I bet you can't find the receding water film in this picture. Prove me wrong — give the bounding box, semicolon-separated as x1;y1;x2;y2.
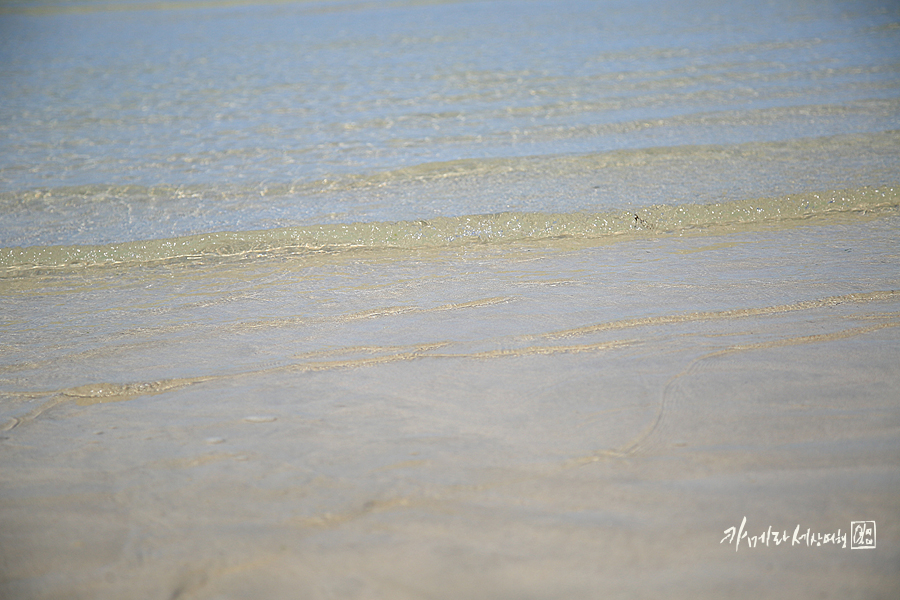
1;1;899;598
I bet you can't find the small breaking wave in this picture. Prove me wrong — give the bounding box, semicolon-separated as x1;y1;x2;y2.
1;185;896;275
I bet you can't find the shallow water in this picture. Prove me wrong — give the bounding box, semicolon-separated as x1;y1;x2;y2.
2;0;899;247
1;0;899;598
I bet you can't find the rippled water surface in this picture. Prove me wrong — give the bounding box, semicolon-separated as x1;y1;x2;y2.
1;0;899;248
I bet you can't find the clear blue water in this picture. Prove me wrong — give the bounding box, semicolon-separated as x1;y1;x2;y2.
1;0;899;249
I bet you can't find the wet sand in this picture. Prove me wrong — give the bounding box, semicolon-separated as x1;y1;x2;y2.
2;220;899;599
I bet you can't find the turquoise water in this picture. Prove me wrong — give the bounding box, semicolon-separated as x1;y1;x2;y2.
1;1;900;598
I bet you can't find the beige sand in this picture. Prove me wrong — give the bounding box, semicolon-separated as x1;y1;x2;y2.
2;290;898;599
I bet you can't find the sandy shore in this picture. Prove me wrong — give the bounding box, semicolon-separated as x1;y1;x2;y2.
2;219;899;599
2;300;899;599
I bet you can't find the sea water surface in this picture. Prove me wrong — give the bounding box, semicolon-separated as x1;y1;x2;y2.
2;0;900;251
1;0;900;598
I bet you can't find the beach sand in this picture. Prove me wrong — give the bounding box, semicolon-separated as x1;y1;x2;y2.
2;217;898;599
